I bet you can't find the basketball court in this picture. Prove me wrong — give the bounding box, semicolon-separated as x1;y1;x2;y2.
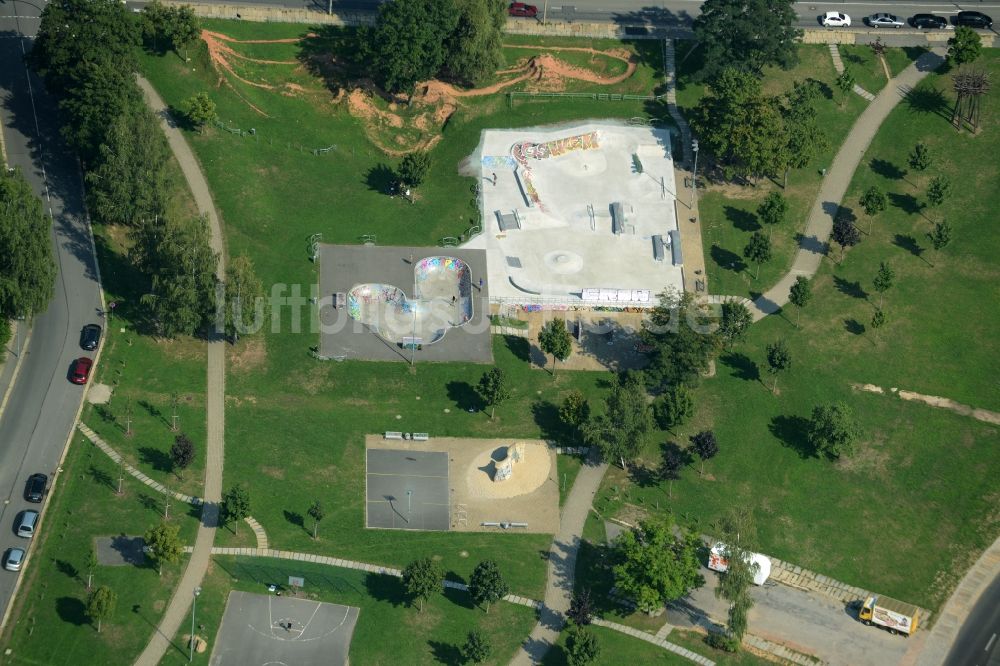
365;449;450;531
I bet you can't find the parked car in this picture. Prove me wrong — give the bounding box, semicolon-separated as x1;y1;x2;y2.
16;511;39;538
3;548;25;572
867;13;904;28
25;473;47;503
911;14;949;30
80;323;102;351
69;357;93;385
508;2;537;17
822;11;851;27
955;11;992;29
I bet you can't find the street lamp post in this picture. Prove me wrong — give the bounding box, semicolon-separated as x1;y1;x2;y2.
189;586;202;662
690;139;699;210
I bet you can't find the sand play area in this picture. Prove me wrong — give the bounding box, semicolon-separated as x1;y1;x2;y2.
365;435;559;534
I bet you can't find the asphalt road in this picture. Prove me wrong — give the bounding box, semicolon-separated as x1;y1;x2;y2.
0;0;104;629
944;572;1000;665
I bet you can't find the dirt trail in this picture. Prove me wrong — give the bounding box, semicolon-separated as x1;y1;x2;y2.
853;383;1000;425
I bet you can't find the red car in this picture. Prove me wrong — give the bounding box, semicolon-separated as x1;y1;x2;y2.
69;357;93;384
509;2;538;18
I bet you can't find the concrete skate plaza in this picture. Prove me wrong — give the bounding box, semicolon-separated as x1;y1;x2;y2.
466;122;684;305
318;245;492;363
211;591;359;666
366;436;559;534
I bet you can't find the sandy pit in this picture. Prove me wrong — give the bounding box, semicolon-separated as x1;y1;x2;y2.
464;441;552;499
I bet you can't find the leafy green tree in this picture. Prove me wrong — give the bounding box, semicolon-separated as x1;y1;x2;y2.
653;384;694;432
693;0;800;81
583;373;653;470
807;402;861;458
691;430;719;475
787;276;812;326
719;300;752;350
170;434;195;474
566;627;601;666
182;92;217;130
743;232;772;279
224;255;267;343
477;367;511;420
401;557;444;611
659;442;689;498
859;185;887;234
948;27;982;66
538;318;573;375
221;484;251;535
909;142;932;171
765;339;791;393
397;151;432;187
0;169;57;320
462;629;492;663
927;175;951;210
468;559;508;613
612;516;705;613
308;500;325;538
144;522;183;575
169;5;201;60
872;262;895;308
831;216;861;261
870;307;886;343
568;588;595;626
140;1;199;58
714;508;758;643
835;68;855;102
59;58;143;161
559;391;591;439
928;220;953;253
780;81;828;186
85;549;99;590
362;0;458;93
643;290;718;391
757;192;787;237
446;0;506;85
86;585;117;633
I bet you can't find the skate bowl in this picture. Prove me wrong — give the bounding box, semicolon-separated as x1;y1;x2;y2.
347;256;473;346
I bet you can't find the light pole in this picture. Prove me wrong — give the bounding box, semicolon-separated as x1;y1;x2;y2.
690;139;699;210
406;490;412;516
189;586;202;662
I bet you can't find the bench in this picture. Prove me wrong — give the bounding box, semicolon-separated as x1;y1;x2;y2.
611;201;625;234
384;431;403;440
669;229;683;266
652;234;665;262
411;433;429;441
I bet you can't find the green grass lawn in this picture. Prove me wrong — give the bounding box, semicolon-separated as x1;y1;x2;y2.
159;556;537;666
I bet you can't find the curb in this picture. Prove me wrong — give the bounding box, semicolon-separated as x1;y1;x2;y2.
0;321;33;425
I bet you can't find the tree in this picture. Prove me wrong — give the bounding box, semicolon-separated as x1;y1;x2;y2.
462;629;492;664
692;0;801;81
224;255;267;343
948;27;982;67
787;276;812;326
170;434;195;474
653;384;694;432
719;300;752;350
566;627;601;666
477;367;510;420
0;169;57;320
397;151;432;188
140;0;200;58
182;92;216;130
690;430;719;475
221;484;251;535
538;318;573;375
870;307;886;343
168;5;201;60
612;516;704;613
743;232;772;279
659;442;688;499
85;549;99;590
714;508;758;642
872;262;895;308
58;57;144;161
468;559;509;613
928;220;953;253
836;68;855;103
583;373;653;470
765;340;791;393
144;521;183;576
831;216;861;261
909;142;932;172
559;391;591;439
757;192;787;237
401;557;444;611
86;585;117;633
567;588;595;626
308;500;325;539
807;402;861;458
643;289;719;391
780;81;829;186
446;0;506;86
859;186;887;234
927;175;951;210
361;0;458;94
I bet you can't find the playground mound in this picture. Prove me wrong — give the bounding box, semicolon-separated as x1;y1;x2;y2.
464;441;553;500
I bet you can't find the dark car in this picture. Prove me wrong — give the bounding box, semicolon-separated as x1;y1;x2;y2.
80;324;102;351
24;474;47;503
955;11;993;28
911;14;949;30
69;357;93;385
509;2;537;17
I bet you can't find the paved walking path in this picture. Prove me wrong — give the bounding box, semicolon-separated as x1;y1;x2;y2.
509;456;609;665
827;44;877;101
133;75;228;666
244;516;269;549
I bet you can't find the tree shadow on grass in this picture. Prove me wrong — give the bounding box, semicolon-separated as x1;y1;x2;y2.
768;415;816;459
443;585;476;610
629;464;659;489
283;510;305;529
445;381;481;412
363;572;406;607
428;640;464;665
56;597;88;626
709;244;745;273
531;401;564;444
87;464;114;491
832;276;868;300
365;164;396;195
869;158;905;181
719;352;760;383
893;234;930;264
296;25;364;94
138;447;172;474
55;559;80;581
888;192;922;215
724;205;759;232
904;84;949;120
502;335;531;362
806;77;833;100
844;319;865;335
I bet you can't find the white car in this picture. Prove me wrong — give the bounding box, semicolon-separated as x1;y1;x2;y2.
822;11;851;27
867;12;904;28
3;548;25;572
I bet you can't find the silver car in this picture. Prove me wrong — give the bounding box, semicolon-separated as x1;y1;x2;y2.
3;548;25;572
868;12;904;28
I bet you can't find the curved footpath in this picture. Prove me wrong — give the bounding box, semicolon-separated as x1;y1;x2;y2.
133;75;228;666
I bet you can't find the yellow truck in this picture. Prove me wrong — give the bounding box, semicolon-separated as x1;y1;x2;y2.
859;595;920;636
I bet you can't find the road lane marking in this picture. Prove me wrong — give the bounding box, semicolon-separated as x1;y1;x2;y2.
987;632;997;652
